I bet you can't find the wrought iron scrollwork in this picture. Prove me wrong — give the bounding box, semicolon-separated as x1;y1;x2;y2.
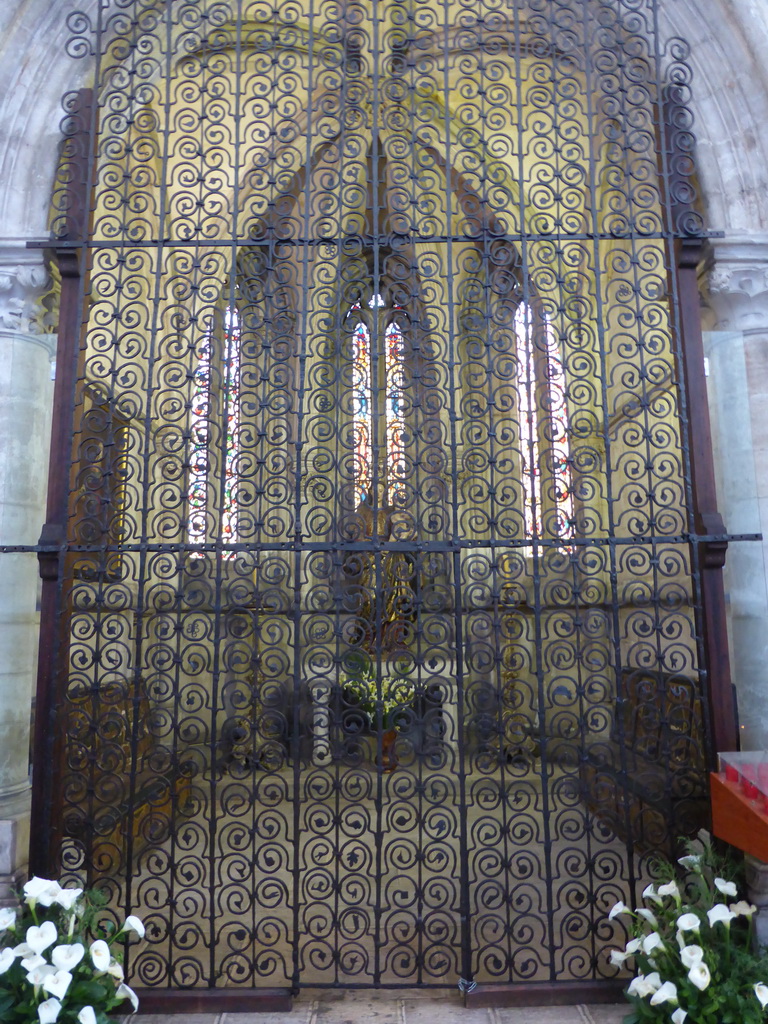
42;0;712;997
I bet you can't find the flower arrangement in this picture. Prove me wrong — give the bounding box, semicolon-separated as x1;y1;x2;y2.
608;843;768;1024
342;669;415;731
0;876;142;1023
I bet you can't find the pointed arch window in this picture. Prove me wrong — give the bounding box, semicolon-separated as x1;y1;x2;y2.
350;292;407;506
515;303;574;540
188;306;241;547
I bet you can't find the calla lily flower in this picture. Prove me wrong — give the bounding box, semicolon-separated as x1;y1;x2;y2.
627;972;662;998
650;980;678;1005
714;877;738;898
123;915;145;939
657;880;681;902
678;854;702;873
0;907;16;931
26;921;57;955
625;938;642;954
37;997;62;1024
671;1009;687;1024
12;942;33;957
20;953;46;972
89;939;110;972
107;960;125;981
707;904;736;928
26;964;56;987
676;913;700;933
77;1009;97;1024
755;983;768;1008
42;970;73;1001
680;944;704;968
116;982;140;1012
732;900;757;917
23;877;58;903
610;948;629;966
53;887;83;912
51;943;85;971
642;883;663;906
642;932;664;955
0;948;15;974
636;908;659;928
688;962;712;991
609;901;631;920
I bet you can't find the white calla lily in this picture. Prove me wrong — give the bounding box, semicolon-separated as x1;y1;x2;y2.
608;901;630;920
12;942;33;957
755;983;768;1009
107;959;125;981
688;962;712;991
650;980;678;1006
627;971;662;998
123;915;145;939
26;964;56;987
42;970;73;1001
53;887;83;912
671;1009;687;1024
657;880;681;902
77;1009;97;1024
20;953;46;972
23;877;56;902
676;913;700;933
678;854;702;873
51;943;85;971
625;937;642;954
37;997;62;1024
89;939;111;972
680;944;704;968
732;900;757;917
636;908;659;928
0;948;15;974
642;931;664;955
707;903;736;928
0;907;16;931
714;877;738;898
116;981;140;1012
642;883;663;906
609;949;629;967
26;921;57;955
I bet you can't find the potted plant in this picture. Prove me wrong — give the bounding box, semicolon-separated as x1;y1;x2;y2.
0;876;142;1023
341;659;415;771
607;842;768;1023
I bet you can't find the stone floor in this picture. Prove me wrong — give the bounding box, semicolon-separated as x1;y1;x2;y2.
121;989;628;1024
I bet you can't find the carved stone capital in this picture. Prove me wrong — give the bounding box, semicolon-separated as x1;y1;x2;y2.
0;243;56;336
704;237;768;333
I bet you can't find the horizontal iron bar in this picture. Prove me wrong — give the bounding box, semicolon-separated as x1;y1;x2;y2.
32;230;705;249
2;532;761;556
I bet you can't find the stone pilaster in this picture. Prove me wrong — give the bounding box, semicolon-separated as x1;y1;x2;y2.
703;238;768;752
0;242;55;901
744;855;768;949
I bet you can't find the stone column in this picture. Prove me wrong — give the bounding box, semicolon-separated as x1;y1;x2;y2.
0;243;55;901
703;238;768;752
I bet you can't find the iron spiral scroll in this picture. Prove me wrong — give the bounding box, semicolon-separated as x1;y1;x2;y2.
34;0;721;1000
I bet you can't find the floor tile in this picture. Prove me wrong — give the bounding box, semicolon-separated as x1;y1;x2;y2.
582;1006;627;1024
313;990;402;1024
493;1007;585;1024
402;996;490;1023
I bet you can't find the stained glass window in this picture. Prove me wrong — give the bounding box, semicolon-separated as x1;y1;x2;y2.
351;295;406;505
515;303;574;539
188;307;240;546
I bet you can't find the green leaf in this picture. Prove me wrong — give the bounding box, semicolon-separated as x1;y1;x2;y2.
70;980;109;1002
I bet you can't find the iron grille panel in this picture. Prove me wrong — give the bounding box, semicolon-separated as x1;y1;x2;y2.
29;0;722;996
